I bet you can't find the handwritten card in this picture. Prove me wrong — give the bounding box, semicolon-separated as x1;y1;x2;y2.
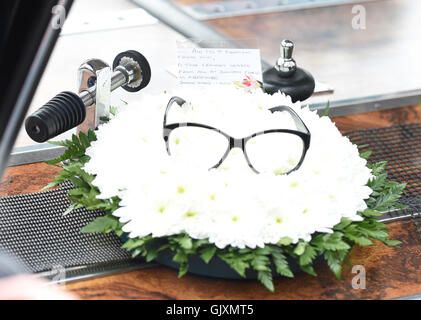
177;47;262;86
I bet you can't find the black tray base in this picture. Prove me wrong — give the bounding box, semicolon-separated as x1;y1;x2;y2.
154;248;324;280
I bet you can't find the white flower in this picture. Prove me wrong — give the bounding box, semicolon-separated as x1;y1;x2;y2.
84;86;372;249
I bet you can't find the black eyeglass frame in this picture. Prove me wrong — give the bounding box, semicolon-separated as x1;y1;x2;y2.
163;96;311;174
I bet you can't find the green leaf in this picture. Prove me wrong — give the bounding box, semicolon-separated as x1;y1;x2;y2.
251;255;271;271
62;202;82;216
300;264;317;276
344;233;373;246
374;183;406;211
293;241;307;256
360;150;372;160
230;259;249;277
277;237;293;246
333;217;353;231
391;202;409;210
143;240;168;262
254;247;272;256
192;239;209;249
146;246;165;262
71;134;81;147
199;247;217;264
383;239;402;246
178;263;188;278
68;187;90;196
271;247;293;278
324;250;348;279
356;219;389;241
177;235;193;250
299;245;317;266
370;161;387;176
321;101;330;117
100;116;110;122
122;238;149;251
81;215;118;233
41;182;58;191
131;247;144;258
360;208;383;217
78;131;90;150
109;106;118;116
357;144;369;149
87;129;97;142
313;233;350;251
218;253;249;278
367;173;388;192
173;249;188;263
145;251;158;262
257;270;274;293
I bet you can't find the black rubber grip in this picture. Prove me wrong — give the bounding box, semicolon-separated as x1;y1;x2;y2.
25;91;86;143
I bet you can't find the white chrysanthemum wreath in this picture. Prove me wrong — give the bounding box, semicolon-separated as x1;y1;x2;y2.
47;85;405;292
86;87;371;247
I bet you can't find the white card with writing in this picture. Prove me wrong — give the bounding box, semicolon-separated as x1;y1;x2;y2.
177;47;262;86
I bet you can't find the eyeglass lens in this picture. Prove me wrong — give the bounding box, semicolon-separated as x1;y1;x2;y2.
168;125;304;174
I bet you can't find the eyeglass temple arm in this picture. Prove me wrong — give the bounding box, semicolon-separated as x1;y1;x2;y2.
164;96;186;128
269;105;310;135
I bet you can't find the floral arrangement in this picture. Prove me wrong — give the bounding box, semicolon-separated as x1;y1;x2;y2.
45;86;405;292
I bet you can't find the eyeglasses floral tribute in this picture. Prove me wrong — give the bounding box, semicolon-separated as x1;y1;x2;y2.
45;84;405;293
163;96;311;175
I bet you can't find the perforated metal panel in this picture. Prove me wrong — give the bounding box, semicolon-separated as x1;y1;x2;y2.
0;181;143;275
346;123;421;240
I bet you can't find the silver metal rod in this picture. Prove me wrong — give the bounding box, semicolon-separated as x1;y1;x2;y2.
111;69;128;91
79;69;129;108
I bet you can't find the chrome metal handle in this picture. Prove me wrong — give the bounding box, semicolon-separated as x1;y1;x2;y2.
275;39;297;77
25;50;151;142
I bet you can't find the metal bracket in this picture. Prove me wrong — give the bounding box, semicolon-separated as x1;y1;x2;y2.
77;59;110;134
95;66;112;126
